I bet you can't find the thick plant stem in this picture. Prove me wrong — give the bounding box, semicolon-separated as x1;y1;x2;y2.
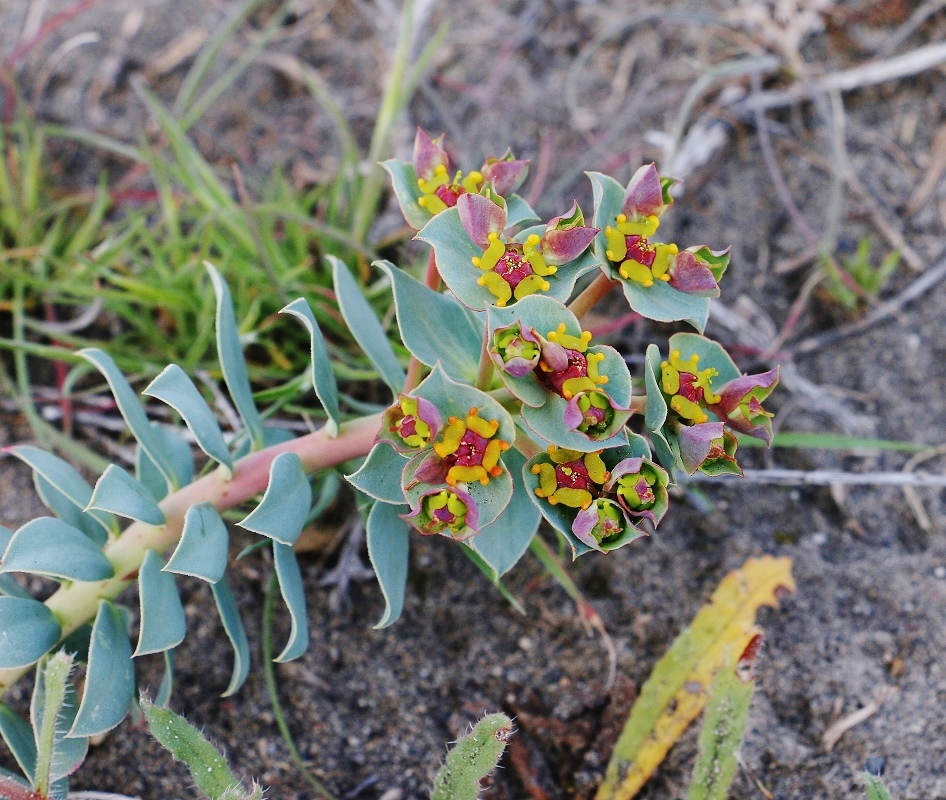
424;248;441;290
568;273;618;319
0;413;382;698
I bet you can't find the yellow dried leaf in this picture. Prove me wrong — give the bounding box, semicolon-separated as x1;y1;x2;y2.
596;555;794;800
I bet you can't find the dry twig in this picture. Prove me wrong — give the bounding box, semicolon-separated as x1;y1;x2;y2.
822;685;897;752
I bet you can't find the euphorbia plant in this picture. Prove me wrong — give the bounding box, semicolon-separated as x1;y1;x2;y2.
0;129;777;793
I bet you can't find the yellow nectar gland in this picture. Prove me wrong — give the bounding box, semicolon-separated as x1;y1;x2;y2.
530;448;610;510
659;349;721;424
471;232;505;270
546;323;592;353
433;408;509;486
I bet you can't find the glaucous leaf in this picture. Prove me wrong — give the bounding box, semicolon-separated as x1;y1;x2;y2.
6;445;114;540
143;364;234;475
87;464;166;526
272;542;308;662
505;194;541;229
281;297;342;437
68;601;135;738
375;260;485;383
33;475;107;547
164;502;229;583
346;442;409;505
79;348;181;491
135;549;186;657
135;423;194;502
0;704;35;784
0;518;114;583
211;577;250;697
331;254;405;396
469;448;540;577
0;527;29;599
206;262;266;451
0;597;61;669
237;452;311;546
381;159;431;231
366;501;411;629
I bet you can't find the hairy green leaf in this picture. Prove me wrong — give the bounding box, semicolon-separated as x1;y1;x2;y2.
431;713;512;800
31;652;87;791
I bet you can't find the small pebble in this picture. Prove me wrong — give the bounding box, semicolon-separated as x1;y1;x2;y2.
518;636;533;651
811;532;828;546
934;565;945;579
864;755;886;776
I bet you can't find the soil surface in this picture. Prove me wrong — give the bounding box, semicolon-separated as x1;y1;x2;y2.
2;1;946;798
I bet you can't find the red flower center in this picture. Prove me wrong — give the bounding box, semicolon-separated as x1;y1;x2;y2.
434;184;464;207
624;235;655;266
493;250;534;291
554;459;595;493
677;372;705;403
448;429;490;469
539;349;588;394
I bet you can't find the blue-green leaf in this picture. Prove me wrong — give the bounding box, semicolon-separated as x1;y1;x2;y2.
34;475;108;547
237;452;311;546
366;501;411;629
211;578;250;697
0;518;114;583
469;448;540;577
644;343;676;472
281;297;342;437
144;365;234;476
346;442;409;505
68;601;135;738
0;703;36;782
381;159;432;231
164;502;229;583
0;527;30;599
136;423;194;502
505;194;541;228
205;262;266;451
7;445;114;541
87;465;166;526
135;550;186;657
272;543;308;663
331;254;405;395
78;348;181;491
375;260;485;383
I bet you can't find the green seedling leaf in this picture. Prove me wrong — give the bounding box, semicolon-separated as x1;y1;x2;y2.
863;773;896;800
0;518;114;583
0;703;37;782
78;348;181;491
205;262;266;451
588;172;710;332
164;503;229;583
331;254;405;395
272;543;308;663
375;260;485;383
237;452;311;546
347;442;409;505
431;712;513;800
211;577;250;697
281;297;342;437
69;601;135;738
144;365;234;475
31;652;87;792
469;448;540;577
6;446;114;541
142;699;249;800
366;501;411;629
0;527;30;599
687;638;759;800
87;465;166;526
136;423;195;502
597;557;794;800
135;550;187;657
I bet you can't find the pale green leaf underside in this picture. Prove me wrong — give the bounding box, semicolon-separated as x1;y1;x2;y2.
164;502;229;583
135;549;187;657
0;597;62;669
346;442;409;505
0;518;114;583
366;501;411;629
273;542;308;662
237;452;311;546
211;577;251;697
87;464;166;526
